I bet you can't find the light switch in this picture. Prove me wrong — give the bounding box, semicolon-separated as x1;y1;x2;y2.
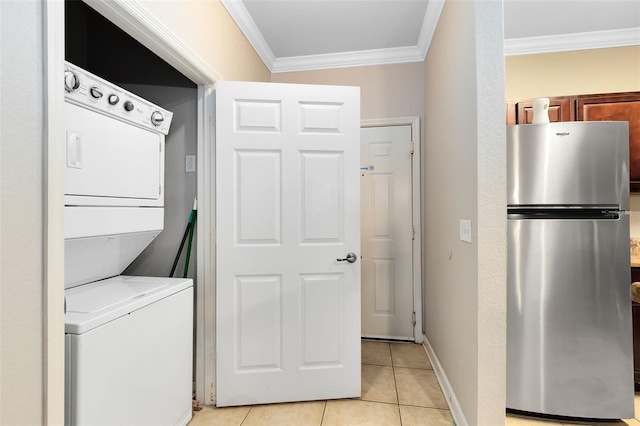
460;220;472;243
186;155;196;173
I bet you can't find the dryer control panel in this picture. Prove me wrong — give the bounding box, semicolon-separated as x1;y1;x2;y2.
64;61;173;135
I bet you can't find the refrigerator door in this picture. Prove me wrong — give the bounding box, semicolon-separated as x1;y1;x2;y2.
507;214;633;419
507;121;629;209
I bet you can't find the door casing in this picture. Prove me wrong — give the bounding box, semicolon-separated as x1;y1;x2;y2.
361;117;423;343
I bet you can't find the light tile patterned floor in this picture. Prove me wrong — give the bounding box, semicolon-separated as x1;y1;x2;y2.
190;341;640;425
189;340;454;425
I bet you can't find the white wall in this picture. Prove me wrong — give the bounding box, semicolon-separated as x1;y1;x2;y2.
0;1;46;423
423;1;506;424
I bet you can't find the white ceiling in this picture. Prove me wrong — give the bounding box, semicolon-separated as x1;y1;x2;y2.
221;0;640;73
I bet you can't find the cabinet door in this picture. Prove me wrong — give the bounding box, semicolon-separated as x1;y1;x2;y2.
515;96;573;124
576;92;640;191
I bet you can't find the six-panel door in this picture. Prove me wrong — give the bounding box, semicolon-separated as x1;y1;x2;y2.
215;81;361;406
360;125;414;340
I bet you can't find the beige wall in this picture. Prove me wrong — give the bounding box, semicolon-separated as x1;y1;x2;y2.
505;46;640;101
275;6;508;423
1;1;46;424
138;0;270;82
271;62;425;120
423;1;506;424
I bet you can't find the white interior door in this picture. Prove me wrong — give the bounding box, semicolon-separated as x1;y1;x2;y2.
360;125;414;340
215;81;361;407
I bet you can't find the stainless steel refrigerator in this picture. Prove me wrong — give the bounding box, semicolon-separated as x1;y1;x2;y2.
507;121;633;419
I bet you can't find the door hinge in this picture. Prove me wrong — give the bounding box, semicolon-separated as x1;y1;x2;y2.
410;142;414;155
412;226;415;240
412;312;417;326
159;185;162;196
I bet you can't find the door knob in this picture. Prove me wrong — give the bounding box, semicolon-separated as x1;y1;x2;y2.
337;253;357;263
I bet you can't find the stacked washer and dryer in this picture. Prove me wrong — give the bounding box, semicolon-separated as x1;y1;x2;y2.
63;62;194;425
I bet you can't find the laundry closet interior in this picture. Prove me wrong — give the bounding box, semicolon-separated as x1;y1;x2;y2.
63;0;200;423
65;0;199;278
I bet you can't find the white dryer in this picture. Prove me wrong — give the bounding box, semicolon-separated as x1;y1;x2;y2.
63;62;193;425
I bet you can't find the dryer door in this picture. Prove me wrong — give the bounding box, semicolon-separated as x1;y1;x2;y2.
64;102;163;206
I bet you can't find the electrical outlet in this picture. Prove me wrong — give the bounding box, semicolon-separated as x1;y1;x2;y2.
460;219;472;243
186;155;196;173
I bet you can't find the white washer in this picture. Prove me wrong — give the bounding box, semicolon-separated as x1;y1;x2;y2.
63;62;193;426
65;276;193;425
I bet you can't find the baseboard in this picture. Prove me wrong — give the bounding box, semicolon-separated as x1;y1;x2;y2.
422;334;468;426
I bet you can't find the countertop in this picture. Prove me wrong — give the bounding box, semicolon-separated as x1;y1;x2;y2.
632;238;640;267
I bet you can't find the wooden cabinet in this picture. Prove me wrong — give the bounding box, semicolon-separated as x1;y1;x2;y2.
508;91;640;191
506;103;516;126
575;92;640;190
514;96;574;124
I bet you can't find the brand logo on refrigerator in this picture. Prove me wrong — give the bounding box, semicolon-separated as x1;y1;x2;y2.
555;132;570;137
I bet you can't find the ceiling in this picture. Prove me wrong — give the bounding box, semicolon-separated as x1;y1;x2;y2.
221;0;640;73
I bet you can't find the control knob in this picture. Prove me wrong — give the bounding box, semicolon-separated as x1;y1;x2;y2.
124;101;134;112
89;86;103;99
108;94;119;105
150;111;164;127
64;70;80;92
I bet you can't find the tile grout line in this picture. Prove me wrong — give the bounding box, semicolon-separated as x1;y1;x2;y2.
195;343;448;426
239;405;252;426
319;400;327;426
389;343;405;426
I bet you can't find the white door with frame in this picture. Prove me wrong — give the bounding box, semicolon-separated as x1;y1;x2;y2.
215;81;361;406
360;125;415;340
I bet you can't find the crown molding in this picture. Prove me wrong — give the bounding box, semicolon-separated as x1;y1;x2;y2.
505;27;640;56
220;0;276;70
224;0;638;71
271;46;424;73
222;0;436;73
417;0;445;58
85;0;222;83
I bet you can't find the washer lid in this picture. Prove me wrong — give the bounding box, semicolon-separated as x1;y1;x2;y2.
65;275;192;334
